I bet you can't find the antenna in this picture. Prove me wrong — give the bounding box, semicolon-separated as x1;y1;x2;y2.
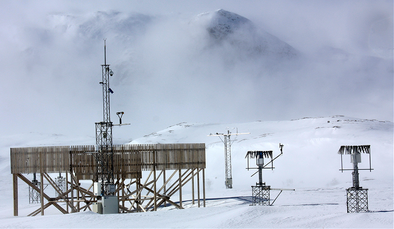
104;39;106;65
95;39;115;198
338;145;373;213
245;144;294;206
208;130;250;189
93;40;129;214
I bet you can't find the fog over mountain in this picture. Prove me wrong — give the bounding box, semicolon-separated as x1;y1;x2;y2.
0;1;392;141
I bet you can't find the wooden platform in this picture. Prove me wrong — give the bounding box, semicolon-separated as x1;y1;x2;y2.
11;143;206;216
11;143;205;179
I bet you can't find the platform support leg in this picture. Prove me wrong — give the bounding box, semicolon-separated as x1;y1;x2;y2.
13;174;18;216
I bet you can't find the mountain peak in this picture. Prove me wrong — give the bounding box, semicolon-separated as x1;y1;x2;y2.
193;9;298;60
196;9;253;40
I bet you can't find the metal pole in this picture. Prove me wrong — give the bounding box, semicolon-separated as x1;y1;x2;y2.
258;165;263;185
352;153;360;189
224;131;232;189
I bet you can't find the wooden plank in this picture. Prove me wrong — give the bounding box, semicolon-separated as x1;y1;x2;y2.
203;168;206;207
40;151;44;216
192;169;195;205
197;168;200;207
13;174;18;216
179;169;182;209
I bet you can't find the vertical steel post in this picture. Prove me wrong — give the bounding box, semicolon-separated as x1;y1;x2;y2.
352;153;360;189
258;166;263;186
224;131;232;189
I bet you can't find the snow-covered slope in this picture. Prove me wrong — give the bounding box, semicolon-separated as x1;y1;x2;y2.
130;115;393;191
0;115;392;227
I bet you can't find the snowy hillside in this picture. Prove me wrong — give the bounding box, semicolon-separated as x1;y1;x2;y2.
0;115;392;228
1;1;393;227
130;115;393;190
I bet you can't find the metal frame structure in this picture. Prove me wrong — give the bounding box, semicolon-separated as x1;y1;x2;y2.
251;185;271;206
209;130;249;189
11;144;206;216
11;41;207;216
54;173;66;196
28;173;40;204
245;144;294;206
346;188;368;213
95;40;115;197
338;145;372;213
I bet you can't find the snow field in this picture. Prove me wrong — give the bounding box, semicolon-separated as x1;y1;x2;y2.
0;116;392;228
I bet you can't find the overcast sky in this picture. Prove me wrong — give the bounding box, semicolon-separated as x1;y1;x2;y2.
0;0;392;142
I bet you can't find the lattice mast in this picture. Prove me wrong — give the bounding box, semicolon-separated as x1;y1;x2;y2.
223;131;232;188
95;40;115;196
209;130;249;189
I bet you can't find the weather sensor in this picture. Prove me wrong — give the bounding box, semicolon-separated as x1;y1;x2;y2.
245;144;294;205
338;145;373;213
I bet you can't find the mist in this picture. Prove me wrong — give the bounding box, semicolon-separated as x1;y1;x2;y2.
0;0;392;142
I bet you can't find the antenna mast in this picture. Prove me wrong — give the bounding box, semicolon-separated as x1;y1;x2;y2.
209;130;250;189
95;39;115;197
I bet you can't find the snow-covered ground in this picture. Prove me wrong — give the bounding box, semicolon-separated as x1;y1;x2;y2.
0;115;392;228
